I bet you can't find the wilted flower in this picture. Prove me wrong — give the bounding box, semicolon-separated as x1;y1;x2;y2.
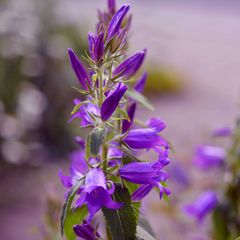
193;145;226;169
107;4;130;41
101;83;127;121
68;48;91;90
73;221;101;240
134;72;147;93
113;50;146;79
75;168;122;221
184;191;218;222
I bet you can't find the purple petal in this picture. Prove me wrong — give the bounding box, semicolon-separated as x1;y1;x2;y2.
113;50;146;79
75;136;85;148
193;145;226;169
101;83;127;121
132;184;153;201
122;103;136;133
59;170;72;188
88;32;96;60
184;191;218;222
212;127;232;137
134;72;147;93
108;0;116;14
73;223;98;240
147;118;166;132
85;168;107;192
94;32;104;62
107;4;130;41
68;48;91;90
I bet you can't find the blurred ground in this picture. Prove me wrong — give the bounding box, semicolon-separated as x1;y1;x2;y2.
0;1;240;239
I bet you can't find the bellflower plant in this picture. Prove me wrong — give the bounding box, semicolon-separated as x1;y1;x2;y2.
59;1;171;239
185;120;240;239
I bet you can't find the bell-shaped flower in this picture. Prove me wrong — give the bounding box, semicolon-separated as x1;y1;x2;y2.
68;48;91;90
59;150;88;189
113;50;146;79
73;221;101;240
101;83;127;121
184;191;218;222
212;127;232;137
107;4;130;41
75;168;122;222
88;32;104;62
122;103;136;133
193;145;226;169
123;128;167;150
134;72;147;93
69;99;100;127
119;151;170;201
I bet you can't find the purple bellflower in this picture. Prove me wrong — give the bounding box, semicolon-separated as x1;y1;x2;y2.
69;99;99;127
68;48;91;90
59;150;88;189
184;191;218;222
123;128;167;150
193;145;226;169
73;221;101;240
88;32;104;62
134;72;147;93
113;50;146;79
212;127;232;137
120;150;170;201
75;168;122;222
107;4;130;41
101;83;127;121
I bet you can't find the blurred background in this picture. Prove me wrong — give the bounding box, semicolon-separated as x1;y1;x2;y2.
0;0;239;239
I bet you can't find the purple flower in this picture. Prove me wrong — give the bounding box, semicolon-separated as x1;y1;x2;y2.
212;127;232;137
113;50;146;79
193;145;226;169
69;99;99;127
75;168;122;221
147;118;166;132
101;83;127;121
88;32;104;62
73;221;100;240
59;150;88;189
122;103;136;133
68;48;91;90
184;191;218;222
108;0;116;14
123;128;167;150
119;152;170;200
134;72;147;93
107;4;130;41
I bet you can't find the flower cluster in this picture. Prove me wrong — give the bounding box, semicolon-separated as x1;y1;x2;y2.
59;1;170;239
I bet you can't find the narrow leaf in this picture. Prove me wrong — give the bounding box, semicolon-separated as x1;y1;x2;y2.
60;179;84;237
127;90;154;111
102;184;137;240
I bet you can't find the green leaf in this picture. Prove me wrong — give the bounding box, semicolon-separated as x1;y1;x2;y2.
60;179;84;237
136;217;156;240
126;90;154;111
86;127;106;157
235;237;240;240
102;184;137;240
64;205;88;240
